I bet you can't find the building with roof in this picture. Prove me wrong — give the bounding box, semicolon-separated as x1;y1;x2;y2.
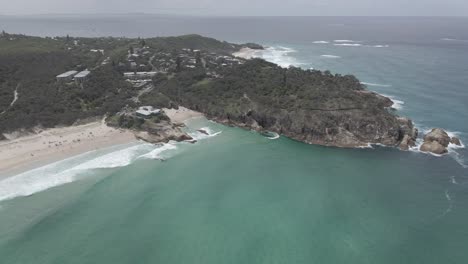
124;72;157;80
136;106;161;118
74;70;91;84
56;70;78;83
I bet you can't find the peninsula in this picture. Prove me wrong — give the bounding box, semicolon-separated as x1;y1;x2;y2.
0;31;461;172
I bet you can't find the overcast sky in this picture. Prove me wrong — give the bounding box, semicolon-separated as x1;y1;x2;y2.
1;0;467;16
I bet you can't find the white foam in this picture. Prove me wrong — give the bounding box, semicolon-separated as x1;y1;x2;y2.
378;93;405;110
0;143;176;202
313;41;329;44
361;82;392;88
267;132;280;140
333;40;358;43
450;176;458;185
334;43;362;47
138;143;178;160
321;54;341;59
251;46;302;68
188;127;222;141
371;45;390;48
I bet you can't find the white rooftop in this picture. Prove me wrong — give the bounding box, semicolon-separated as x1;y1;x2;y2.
136;106;161;116
75;70;90;78
57;70;78;78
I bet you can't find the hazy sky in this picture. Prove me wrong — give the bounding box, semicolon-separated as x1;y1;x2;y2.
1;0;467;16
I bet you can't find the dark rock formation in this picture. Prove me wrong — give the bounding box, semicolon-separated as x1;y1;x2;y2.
135;120;193;144
420;128;460;154
420;141;448;155
397;117;418;150
197;129;209;135
451;137;462;146
154;59;417;148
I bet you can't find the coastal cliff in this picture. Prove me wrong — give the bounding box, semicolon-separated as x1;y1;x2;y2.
151;58;416;148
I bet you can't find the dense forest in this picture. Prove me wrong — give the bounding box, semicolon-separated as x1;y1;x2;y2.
0;33;246;133
1;33;404;147
142;59;402;147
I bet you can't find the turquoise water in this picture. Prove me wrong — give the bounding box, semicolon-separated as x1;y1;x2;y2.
1;16;468;263
1;118;467;263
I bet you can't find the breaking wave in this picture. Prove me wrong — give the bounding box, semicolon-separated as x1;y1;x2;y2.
188;127;222;141
139;143;178;160
313;41;329;44
252;46;302;68
0;143;177;202
379;93;405;110
267;132;280;140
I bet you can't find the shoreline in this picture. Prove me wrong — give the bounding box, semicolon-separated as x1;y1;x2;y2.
0;108;204;180
0;121;137;180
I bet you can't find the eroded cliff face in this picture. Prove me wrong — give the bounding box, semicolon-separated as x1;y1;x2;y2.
208;99;408;148
151;59;416;149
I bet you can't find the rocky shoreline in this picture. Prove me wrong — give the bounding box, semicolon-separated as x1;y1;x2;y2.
201;98;462;156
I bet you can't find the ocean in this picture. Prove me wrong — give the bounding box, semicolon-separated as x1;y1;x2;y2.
1;15;468;263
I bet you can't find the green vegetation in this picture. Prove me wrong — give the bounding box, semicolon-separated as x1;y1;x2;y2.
1;32;398;147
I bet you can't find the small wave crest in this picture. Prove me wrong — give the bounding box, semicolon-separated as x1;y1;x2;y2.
313;41;329;44
334;43;362;47
333;40;358;43
321;54;341;59
361;82;392;88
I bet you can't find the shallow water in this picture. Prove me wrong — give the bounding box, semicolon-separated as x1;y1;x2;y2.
1;16;468;263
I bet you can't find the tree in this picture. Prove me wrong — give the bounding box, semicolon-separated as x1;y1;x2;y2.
66;34;70;42
176;56;182;72
195;51;202;67
129;46;134;54
141;39;146;47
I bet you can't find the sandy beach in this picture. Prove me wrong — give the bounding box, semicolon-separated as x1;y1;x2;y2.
0;109;203;179
163;107;204;124
232;47;258;59
0;121;137;178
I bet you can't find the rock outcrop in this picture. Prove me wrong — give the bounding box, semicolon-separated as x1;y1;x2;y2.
420;128;460;155
451;137;462;146
396;117;418;150
134;120;192;144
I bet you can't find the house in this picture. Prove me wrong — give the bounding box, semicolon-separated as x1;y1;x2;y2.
136;106;161;118
124;72;157;80
56;70;78;83
74;70;91;84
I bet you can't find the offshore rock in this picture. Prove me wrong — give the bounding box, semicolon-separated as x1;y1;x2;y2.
420;128;455;154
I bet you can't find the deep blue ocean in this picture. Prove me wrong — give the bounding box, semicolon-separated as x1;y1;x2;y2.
0;15;468;263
